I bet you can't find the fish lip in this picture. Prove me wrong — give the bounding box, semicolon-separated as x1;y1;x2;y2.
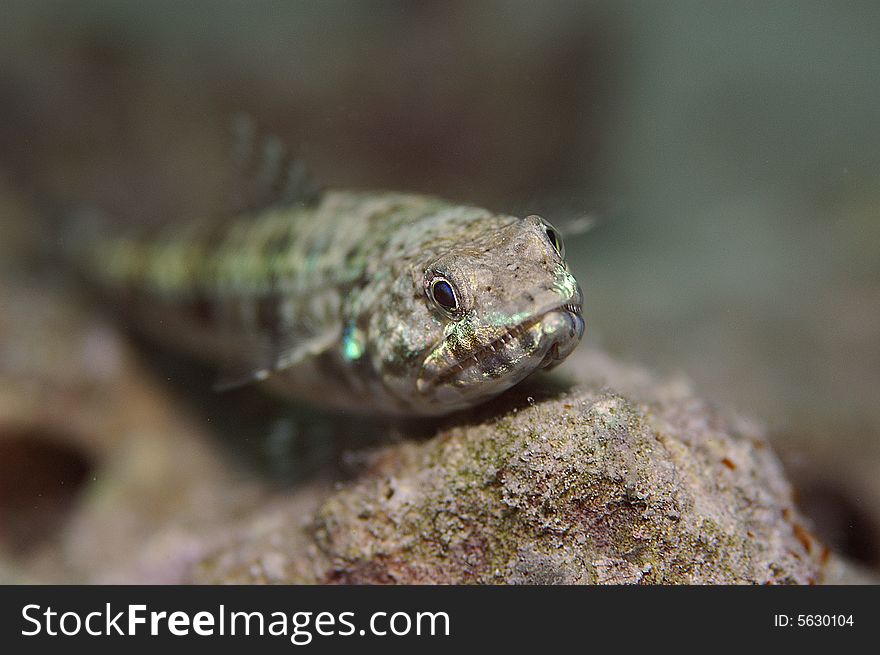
417;301;583;391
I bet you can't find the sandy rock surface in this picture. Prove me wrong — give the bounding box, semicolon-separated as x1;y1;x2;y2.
197;351;826;584
1;276;850;584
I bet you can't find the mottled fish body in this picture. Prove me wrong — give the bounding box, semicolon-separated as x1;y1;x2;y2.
73;188;584;415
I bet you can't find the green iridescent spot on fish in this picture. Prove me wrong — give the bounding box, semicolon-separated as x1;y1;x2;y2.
342;325;365;361
66;132;585;416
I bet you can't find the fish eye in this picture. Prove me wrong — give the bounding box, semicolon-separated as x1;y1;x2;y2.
541;219;565;259
427;276;460;315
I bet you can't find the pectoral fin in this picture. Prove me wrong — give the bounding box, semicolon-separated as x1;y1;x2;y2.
213;326;340;392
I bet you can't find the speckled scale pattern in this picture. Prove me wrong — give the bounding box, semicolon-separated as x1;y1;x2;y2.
75;189;584;415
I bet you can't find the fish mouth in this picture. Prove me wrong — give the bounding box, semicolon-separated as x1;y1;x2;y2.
417;302;584;392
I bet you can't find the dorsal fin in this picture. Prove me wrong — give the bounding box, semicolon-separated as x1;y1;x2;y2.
226;114;322;215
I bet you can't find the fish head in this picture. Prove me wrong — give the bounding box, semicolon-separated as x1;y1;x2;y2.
409;214;584;413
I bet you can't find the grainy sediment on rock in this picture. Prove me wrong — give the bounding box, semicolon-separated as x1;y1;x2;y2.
0;278;841;584
196;351;825;584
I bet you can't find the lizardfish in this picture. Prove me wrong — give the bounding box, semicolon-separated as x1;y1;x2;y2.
69;185;584;415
